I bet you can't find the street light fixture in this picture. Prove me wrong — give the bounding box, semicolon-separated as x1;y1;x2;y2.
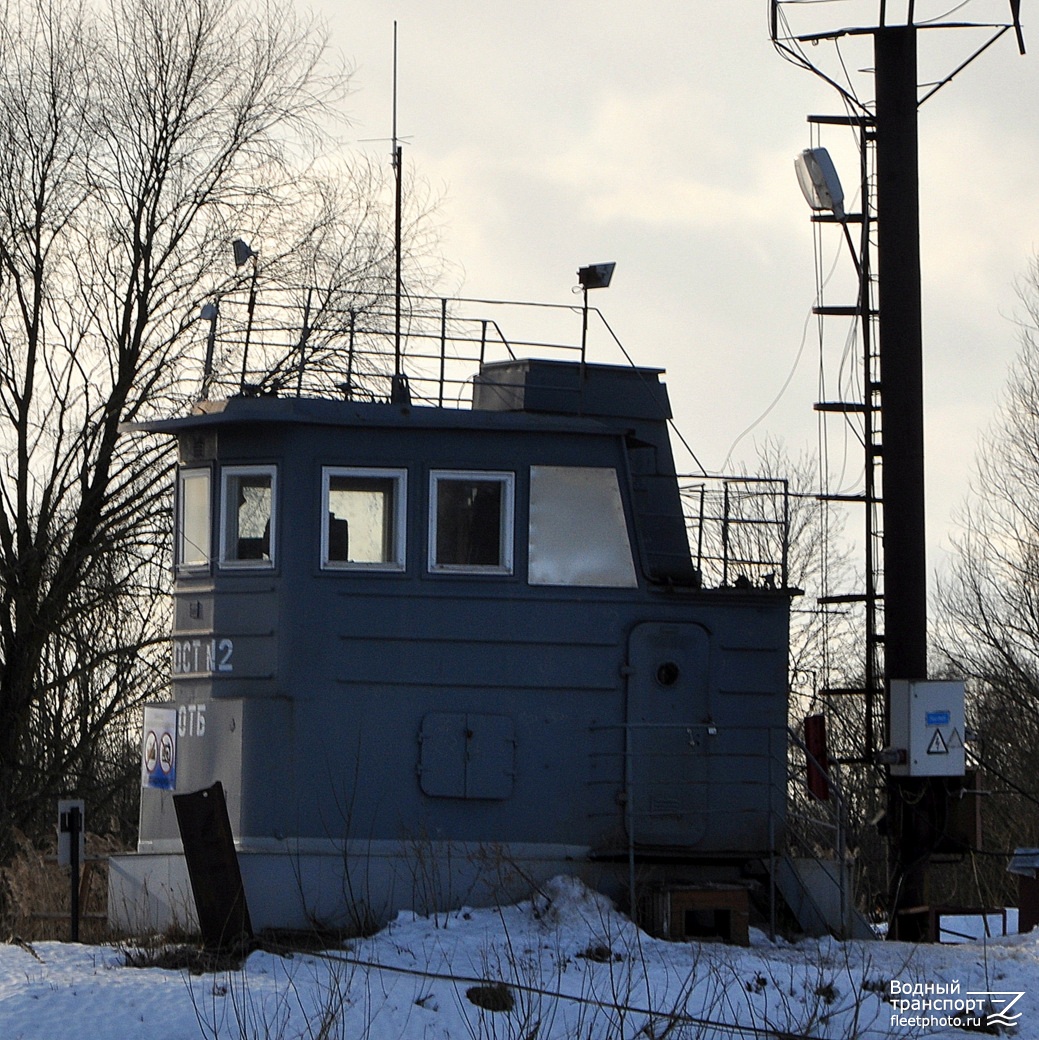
794;148;845;221
232;238;257;268
795;148;863;279
576;262;616;368
232;238;259;392
577;262;616;291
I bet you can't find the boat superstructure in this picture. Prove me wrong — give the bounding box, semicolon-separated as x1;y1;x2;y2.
111;295;794;933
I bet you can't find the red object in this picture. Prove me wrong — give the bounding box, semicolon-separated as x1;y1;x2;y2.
805;714;830;801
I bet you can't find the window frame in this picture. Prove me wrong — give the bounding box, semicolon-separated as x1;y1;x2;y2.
219;464;277;570
176;466;213;574
527;465;638;588
428;469;515;575
320;466;407;571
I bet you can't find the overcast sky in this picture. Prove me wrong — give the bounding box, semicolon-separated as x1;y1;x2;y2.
309;1;1038;589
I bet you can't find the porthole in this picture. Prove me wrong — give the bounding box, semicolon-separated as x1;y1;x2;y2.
656;661;680;687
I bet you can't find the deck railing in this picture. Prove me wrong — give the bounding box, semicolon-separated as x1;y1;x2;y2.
200;289;791;589
201;289;592;406
681;477;790;590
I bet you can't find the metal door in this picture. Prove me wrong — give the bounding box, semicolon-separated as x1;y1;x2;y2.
626;622;711;847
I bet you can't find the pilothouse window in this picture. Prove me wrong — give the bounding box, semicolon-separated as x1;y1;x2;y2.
220;466;276;567
177;468;211;570
322;468;406;569
430;471;514;573
528;465;637;587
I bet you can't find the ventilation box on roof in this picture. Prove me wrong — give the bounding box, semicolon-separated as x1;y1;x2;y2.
473;359;671;421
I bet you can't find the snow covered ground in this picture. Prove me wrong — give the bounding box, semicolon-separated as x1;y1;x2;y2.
2;876;1037;1040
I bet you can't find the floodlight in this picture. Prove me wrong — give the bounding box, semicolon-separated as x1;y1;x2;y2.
794;148;845;221
232;238;257;267
578;262;616;290
232;238;260;391
577;262;616;368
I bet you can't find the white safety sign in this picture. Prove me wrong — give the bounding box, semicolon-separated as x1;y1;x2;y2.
889;680;966;778
141;705;178;790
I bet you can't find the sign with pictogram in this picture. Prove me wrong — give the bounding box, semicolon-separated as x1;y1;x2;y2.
889;680;966;777
142;705;178;790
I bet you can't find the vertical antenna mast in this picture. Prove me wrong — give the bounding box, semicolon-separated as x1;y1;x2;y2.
392;21;405;398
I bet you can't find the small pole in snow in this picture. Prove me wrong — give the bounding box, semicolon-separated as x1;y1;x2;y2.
67;805;81;942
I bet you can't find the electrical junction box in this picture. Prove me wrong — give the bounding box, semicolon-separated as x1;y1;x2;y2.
888;680;965;778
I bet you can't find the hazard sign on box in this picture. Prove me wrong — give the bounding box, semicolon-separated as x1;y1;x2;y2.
889;679;965;778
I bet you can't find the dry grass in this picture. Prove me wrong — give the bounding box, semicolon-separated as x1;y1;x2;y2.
1;829;125;942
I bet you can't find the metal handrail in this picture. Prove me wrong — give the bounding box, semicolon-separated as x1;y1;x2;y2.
203;289;792;590
589;720;862;938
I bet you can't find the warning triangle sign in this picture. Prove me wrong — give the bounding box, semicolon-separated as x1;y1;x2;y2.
927;729;949;755
947;728;963;749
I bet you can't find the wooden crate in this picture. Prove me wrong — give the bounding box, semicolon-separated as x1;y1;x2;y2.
643;884;750;945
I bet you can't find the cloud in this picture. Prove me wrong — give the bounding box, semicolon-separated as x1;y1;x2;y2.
459;85;810;242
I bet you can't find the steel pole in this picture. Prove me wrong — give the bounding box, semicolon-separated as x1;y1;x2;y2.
875;25;927;683
874;24;934;942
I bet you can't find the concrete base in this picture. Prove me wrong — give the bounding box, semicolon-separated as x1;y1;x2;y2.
109;839;617;935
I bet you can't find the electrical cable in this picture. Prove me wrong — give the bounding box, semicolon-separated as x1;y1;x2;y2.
919;1;974;25
719;207;848;473
965;744;1039;811
277;944;839;1040
720;305;812;472
770;4;872;117
585;306;709;475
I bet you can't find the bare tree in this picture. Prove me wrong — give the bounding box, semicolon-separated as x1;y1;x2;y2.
0;0;415;862
727;438;861;709
936;260;1039;885
733;438;893;912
